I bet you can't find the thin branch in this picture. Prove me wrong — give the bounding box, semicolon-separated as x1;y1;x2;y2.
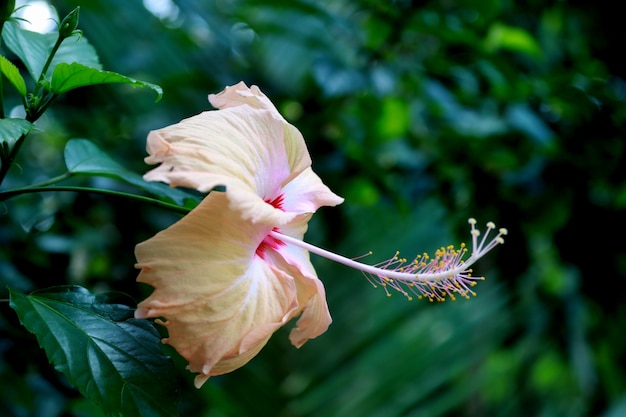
0;185;192;214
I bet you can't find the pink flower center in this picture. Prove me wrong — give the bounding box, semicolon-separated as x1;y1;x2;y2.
255;194;286;259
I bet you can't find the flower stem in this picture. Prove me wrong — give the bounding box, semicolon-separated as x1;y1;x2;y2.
0;132;26;186
32;36;64;99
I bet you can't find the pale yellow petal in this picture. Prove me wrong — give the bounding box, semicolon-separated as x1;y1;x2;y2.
209;81;311;183
207;82;312;187
144;106;299;193
143;105;312;224
281;167;344;213
208;81;283;121
135;192;300;386
265;214;333;348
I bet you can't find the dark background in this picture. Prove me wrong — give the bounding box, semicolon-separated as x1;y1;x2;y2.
1;0;625;415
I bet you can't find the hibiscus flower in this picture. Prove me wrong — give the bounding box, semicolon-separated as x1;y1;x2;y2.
134;82;343;388
134;82;507;388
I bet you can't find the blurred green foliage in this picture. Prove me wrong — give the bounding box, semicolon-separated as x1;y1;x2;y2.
1;0;625;416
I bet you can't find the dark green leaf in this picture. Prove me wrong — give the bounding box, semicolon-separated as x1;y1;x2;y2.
51;62;163;101
9;285;180;417
0;118;33;145
64;138;198;207
0;54;27;96
1;20;100;82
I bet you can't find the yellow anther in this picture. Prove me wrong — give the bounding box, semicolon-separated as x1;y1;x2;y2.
487;221;495;229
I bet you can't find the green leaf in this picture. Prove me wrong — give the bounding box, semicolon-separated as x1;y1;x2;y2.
484;23;542;58
1;21;50;81
64;138;198;207
52;33;101;73
9;285;180;417
52;62;163;101
2;21;100;82
376;97;409;140
0;118;33;145
0;54;27;96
